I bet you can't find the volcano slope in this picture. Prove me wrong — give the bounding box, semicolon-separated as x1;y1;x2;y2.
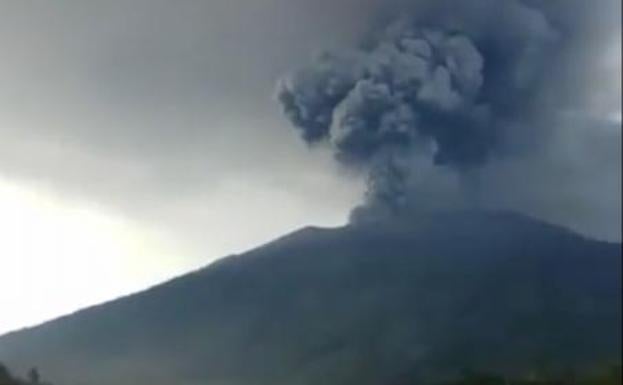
0;211;620;385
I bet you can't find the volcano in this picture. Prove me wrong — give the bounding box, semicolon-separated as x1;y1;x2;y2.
0;211;620;385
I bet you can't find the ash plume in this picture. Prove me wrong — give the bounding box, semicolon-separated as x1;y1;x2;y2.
276;0;565;221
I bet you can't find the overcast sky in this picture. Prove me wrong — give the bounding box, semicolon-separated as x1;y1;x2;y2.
0;0;620;334
0;0;372;334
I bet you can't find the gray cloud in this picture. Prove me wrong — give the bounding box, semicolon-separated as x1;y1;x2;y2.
0;0;620;253
276;0;621;239
0;0;375;257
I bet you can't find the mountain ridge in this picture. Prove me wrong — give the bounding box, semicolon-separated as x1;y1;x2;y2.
0;210;620;385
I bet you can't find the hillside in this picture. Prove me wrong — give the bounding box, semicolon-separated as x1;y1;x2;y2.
0;211;620;385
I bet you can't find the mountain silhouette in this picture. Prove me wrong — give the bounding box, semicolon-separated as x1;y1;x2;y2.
0;210;620;385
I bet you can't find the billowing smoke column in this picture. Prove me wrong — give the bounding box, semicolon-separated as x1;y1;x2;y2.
277;0;559;220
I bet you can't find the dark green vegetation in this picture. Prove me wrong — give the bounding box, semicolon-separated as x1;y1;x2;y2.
435;365;622;385
0;363;51;385
0;211;620;385
1;362;620;385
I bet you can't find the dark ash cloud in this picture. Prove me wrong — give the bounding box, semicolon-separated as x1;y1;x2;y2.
277;0;621;234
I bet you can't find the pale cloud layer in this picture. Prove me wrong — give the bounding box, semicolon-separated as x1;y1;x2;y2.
0;1;372;253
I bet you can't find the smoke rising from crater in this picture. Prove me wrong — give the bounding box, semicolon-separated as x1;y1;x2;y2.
276;0;569;220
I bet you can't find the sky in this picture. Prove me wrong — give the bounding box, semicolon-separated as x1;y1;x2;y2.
0;0;620;335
